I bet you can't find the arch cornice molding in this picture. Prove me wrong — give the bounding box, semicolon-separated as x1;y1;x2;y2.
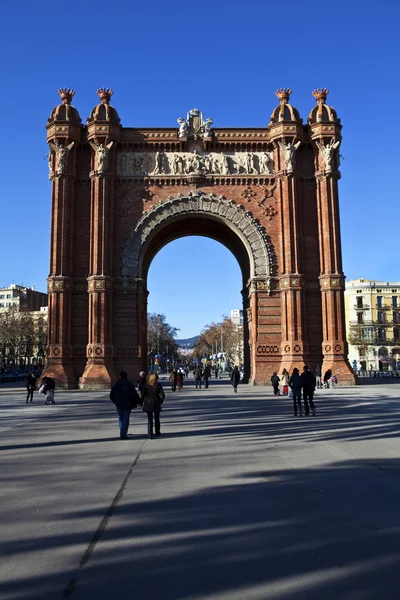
121;191;276;279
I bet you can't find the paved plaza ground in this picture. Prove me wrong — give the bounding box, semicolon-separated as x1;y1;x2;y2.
1;378;400;600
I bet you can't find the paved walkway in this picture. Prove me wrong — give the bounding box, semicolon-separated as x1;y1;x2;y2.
1;380;400;600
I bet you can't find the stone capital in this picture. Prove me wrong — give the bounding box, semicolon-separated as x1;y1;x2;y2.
319;275;345;291
47;276;74;293
87;276;115;292
279;275;304;290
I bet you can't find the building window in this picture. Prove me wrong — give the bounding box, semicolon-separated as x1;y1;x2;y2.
394;312;400;324
377;328;386;341
357;313;364;324
6;294;11;299
377;296;383;308
378;311;385;324
393;296;398;308
0;303;3;307
0;295;4;299
356;296;363;308
394;328;400;340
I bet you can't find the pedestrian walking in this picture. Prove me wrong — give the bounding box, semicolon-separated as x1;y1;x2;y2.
203;364;211;388
289;367;303;416
281;369;290;395
315;364;322;389
170;368;177;392
194;365;203;389
271;372;280;395
231;365;240;393
177;369;184;392
214;366;219;379
142;372;165;438
301;365;316;416
26;371;37;403
110;371;141;439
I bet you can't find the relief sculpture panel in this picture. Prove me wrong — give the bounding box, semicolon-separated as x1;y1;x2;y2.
117;151;274;177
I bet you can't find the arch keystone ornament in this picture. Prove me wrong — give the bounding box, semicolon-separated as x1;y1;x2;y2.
42;89;356;389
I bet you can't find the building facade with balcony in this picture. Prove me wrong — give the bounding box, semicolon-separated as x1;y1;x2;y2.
344;278;400;370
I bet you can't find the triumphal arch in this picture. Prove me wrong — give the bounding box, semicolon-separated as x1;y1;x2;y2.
44;87;355;388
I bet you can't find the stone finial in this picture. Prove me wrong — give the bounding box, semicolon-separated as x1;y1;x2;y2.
275;88;292;104
58;88;75;104
312;88;329;104
97;88;113;104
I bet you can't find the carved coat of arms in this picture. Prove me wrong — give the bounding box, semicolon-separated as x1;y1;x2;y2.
177;108;213;139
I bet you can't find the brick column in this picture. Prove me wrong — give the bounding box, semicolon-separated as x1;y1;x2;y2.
79;169;116;389
249;278;282;385
276;159;310;371
315;173;355;382
44;141;79;388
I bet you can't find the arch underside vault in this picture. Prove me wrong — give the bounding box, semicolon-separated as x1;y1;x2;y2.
122;192;275;283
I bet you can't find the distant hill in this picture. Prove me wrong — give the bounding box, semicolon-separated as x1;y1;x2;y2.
175;335;199;348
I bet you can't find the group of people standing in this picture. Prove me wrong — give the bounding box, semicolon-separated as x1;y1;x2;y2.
169;368;185;392
110;370;165;440
193;364;213;389
25;372;56;404
271;366;317;416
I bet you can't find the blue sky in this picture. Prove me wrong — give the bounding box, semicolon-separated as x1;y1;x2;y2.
1;0;399;337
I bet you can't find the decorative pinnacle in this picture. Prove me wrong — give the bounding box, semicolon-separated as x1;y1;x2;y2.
275;88;292;104
97;88;113;104
58;88;75;104
312;88;329;104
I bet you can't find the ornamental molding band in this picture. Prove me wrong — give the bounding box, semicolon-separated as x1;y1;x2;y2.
121;191;276;279
117;150;274;177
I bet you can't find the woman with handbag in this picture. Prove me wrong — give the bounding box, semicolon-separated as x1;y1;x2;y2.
142;372;165;439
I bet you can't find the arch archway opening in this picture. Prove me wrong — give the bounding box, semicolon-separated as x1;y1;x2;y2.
145;234;250;381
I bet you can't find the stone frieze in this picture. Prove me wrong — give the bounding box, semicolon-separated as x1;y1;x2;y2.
117;151;274;177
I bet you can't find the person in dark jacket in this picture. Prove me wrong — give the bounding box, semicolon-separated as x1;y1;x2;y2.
203;364;211;388
142;372;165;438
26;372;37;403
231;365;240;393
176;369;184;392
110;371;141;439
301;365;316;416
271;372;280;396
138;371;146;399
323;369;332;388
194;366;203;389
289;367;302;416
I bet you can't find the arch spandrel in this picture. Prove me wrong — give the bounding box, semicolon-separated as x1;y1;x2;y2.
121;192;276;282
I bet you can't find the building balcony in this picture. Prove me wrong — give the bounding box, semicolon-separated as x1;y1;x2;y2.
376;304;391;310
354;304;370;311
